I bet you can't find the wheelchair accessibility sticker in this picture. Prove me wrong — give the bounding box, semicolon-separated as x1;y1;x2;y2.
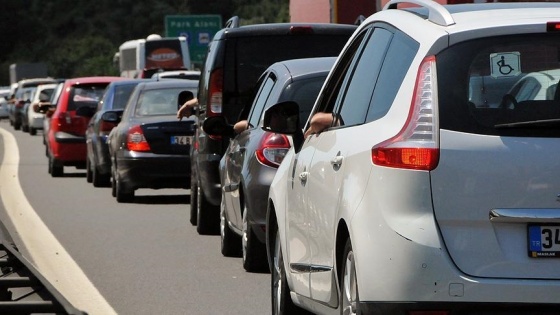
490;52;521;78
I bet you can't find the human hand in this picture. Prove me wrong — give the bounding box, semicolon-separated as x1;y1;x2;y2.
177;98;198;121
304;112;334;138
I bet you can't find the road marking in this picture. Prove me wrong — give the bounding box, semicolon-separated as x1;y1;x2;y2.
0;127;117;315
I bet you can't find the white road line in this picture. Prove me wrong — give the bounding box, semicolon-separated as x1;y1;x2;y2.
0;127;117;315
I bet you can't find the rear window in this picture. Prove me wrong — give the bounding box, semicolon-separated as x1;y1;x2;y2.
134;87;195;116
223;34;351;123
68;84;107;111
438;33;560;137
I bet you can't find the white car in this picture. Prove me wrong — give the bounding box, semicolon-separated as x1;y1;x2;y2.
151;70;200;81
0;89;10;119
25;83;57;135
264;1;560;314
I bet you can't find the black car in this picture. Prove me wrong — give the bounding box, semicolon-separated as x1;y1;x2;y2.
106;80;197;202
85;79;146;187
191;17;357;234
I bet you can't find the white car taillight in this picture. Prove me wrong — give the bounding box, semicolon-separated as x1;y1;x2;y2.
372;55;439;171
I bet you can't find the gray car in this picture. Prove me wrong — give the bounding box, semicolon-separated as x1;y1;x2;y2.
203;57;336;272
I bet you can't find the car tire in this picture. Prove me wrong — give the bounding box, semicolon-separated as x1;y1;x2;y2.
242;206;269;272
21;123;29;133
92;165;111;187
196;184;219;235
340;239;359;315
189;175;198;226
49;156;63;177
13;120;20;131
115;173;134;203
86;158;93;183
220;198;242;257
111;172;117;198
271;223;310;315
29;127;36;136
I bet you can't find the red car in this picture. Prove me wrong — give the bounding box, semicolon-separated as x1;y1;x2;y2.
47;76;125;177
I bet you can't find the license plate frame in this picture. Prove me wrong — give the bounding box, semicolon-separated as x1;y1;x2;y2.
170;135;192;145
528;224;560;258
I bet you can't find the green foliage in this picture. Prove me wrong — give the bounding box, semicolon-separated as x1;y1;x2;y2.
0;0;290;85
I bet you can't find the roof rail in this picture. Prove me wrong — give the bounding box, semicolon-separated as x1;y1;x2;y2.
383;0;455;27
354;15;366;25
225;16;239;29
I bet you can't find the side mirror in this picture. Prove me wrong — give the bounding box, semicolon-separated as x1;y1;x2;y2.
202;116;234;137
262;101;303;151
75;105;96;118
262;101;300;134
101;110;123;124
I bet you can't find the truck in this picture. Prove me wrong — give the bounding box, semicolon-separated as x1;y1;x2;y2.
9;63;49;85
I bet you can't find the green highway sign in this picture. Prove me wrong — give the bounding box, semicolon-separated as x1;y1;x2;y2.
165;15;222;68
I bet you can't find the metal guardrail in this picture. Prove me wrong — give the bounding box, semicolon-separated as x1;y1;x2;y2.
0;241;87;315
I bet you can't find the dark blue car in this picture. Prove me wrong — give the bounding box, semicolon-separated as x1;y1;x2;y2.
85;79;146;187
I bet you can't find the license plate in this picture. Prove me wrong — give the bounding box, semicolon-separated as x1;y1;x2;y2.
528;225;560;258
170;135;191;145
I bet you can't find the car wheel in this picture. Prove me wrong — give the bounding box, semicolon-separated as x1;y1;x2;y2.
271;224;309;315
189;175;198;226
111;171;117;198
29;127;36;136
242;206;269;272
92;165;110;187
115;173;134;203
341;239;359;315
13;120;20;131
86;158;93;183
21;123;29;133
196;184;219;235
220;198;241;257
49;156;63;177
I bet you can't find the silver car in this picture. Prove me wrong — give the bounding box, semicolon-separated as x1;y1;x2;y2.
203;57;336;272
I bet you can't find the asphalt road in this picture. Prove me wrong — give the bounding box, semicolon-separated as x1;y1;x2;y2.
0;119;271;315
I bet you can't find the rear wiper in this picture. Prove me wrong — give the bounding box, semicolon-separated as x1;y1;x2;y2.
495;118;560;129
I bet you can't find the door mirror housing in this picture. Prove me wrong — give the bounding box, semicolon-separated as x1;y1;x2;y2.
262;101;304;151
202;116;234;137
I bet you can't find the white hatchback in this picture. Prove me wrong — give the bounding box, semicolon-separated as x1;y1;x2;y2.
264;1;560;314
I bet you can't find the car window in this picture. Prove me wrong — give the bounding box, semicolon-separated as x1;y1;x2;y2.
366;30;418;122
438;33;560;137
312;28;371;122
334;27;392;127
69;84;107;111
223;34;353;124
134;87;186;116
247;75;276;128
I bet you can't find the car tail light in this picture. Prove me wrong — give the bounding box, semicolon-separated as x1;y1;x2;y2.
208;68;223;117
255;133;291;168
127;125;151;152
289;26;313;35
372;56;439;171
547;22;560;32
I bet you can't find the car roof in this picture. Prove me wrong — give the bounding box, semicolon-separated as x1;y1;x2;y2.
63;76;126;85
218;22;357;39
136;79;199;91
270;57;336;79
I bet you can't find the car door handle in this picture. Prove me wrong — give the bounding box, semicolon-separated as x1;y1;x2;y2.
299;171;309;182
330;155;344;168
